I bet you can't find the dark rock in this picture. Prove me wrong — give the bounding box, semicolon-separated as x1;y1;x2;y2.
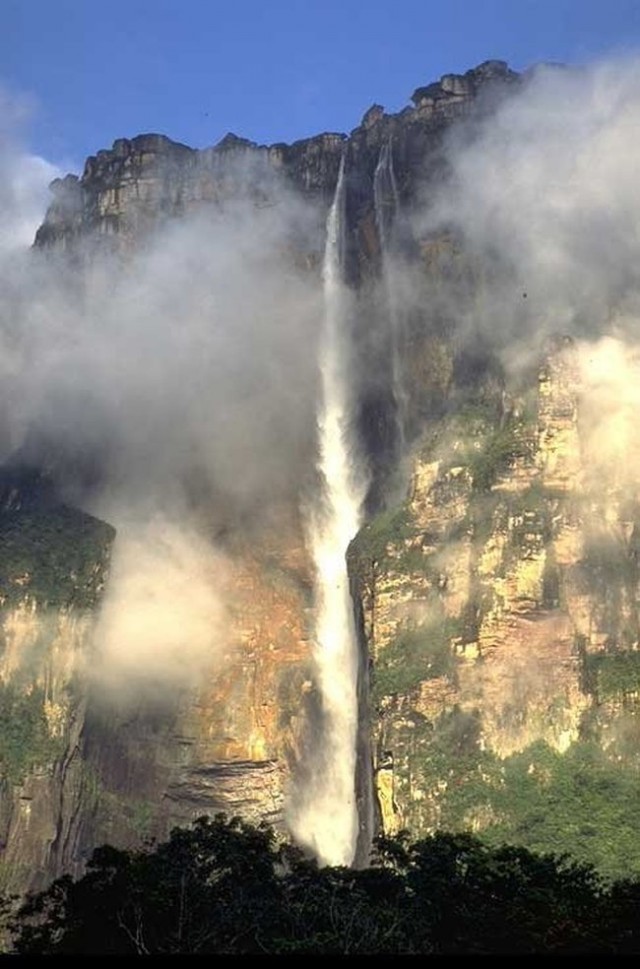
34;60;520;251
165;760;285;826
410;80;448;105
0;466;56;513
215;132;258;151
361;104;385;128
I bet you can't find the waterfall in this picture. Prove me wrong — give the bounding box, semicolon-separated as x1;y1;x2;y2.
289;155;367;867
374;140;398;252
374;140;407;446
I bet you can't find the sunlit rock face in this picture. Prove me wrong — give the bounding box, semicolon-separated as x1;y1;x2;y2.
75;520;315;871
349;334;640;878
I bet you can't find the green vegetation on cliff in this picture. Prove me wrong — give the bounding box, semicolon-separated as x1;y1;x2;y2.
349;504;414;568
468;419;522;492
0;504;114;609
411;708;640;881
372;617;457;703
0;684;64;783
585;653;640;700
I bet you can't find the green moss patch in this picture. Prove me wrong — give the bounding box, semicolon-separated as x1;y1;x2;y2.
584;652;640;700
0;504;114;610
349;504;415;568
0;684;64;783
372;617;456;703
414;710;640;881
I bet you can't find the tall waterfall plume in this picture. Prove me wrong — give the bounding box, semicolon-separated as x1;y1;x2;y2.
289;155;367;867
374;140;407;447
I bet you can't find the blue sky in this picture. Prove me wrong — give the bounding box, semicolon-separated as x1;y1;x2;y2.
4;0;640;170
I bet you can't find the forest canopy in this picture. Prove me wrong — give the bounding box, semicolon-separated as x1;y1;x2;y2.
3;813;640;955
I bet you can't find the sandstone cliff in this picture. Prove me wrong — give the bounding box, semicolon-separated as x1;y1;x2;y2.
0;468;114;893
6;57;640;895
0;60;516;895
34;60;517;275
350;336;640;879
0;474;316;893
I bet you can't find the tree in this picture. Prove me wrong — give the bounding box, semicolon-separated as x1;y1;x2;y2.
6;817;637;954
11;815;283;955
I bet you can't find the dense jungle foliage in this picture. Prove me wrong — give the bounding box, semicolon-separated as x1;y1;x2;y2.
3;813;640;954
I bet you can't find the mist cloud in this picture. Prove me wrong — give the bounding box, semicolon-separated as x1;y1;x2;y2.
417;57;640;358
90;515;231;697
6;198;322;512
0;124;326;691
0;86;60;253
9;55;640;697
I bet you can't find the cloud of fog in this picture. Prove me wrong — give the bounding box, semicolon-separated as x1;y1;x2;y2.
416;57;640;361
0;86;60;253
576;335;640;494
0;117;326;693
90;514;230;697
6;198;322;512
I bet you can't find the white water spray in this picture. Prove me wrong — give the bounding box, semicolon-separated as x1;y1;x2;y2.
290;155;366;866
374;140;407;444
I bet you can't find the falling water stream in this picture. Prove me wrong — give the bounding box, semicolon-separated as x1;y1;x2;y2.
290;155;367;866
374;140;407;446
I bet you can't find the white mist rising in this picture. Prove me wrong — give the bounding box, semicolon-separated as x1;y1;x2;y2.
0;87;61;254
289;157;367;866
0;155;323;697
417;58;640;356
90;513;230;698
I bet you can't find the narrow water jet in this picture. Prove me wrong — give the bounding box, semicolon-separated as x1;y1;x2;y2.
374;140;407;448
289;156;367;867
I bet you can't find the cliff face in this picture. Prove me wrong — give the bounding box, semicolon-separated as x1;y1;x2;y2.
0;480;314;893
73;523;314;873
1;59;518;895
7;56;640;893
0;469;114;894
350;336;640;879
34;60;517;272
